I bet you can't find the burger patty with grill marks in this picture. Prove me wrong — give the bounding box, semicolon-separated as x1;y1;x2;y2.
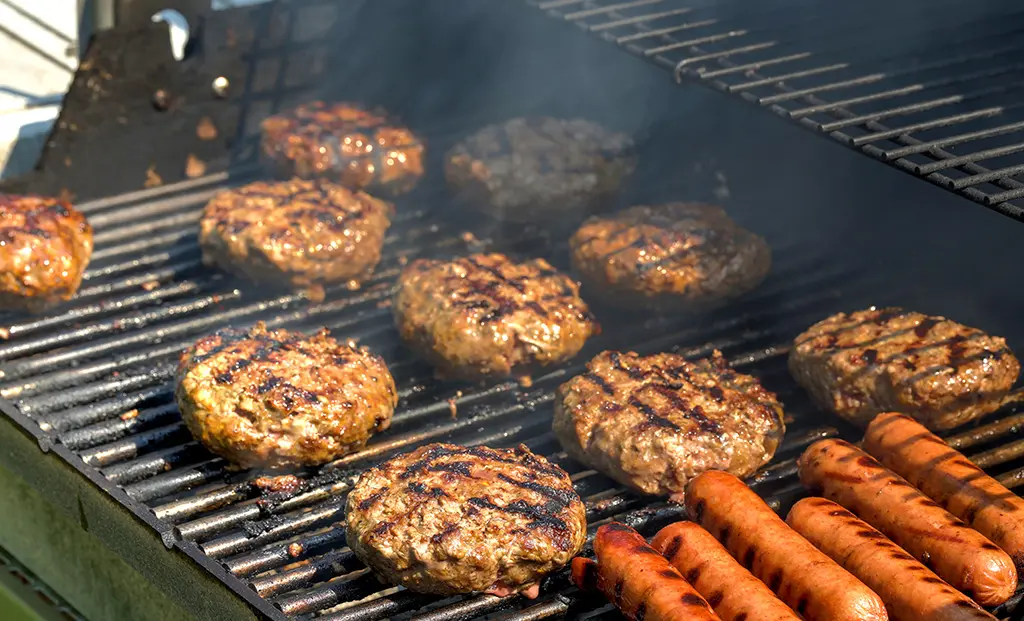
0;193;93;313
569;203;771;310
199;178;393;302
790;307;1020;430
392;253;598;381
554;350;785;499
175;323;396;468
445;117;636;223
345;443;586;597
261;101;425;197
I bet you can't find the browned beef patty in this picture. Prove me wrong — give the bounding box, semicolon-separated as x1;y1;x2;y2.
175;323;396;468
445;117;636;223
392;253;598;381
261;101;424;197
345;443;586;596
554;350;785;499
569;203;771;310
199;178;392;301
0;194;93;313
789;307;1020;430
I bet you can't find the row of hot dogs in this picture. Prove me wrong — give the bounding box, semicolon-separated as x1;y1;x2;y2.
574;412;1024;621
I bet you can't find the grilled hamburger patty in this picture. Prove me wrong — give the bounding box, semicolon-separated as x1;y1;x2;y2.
261;101;424;197
346;443;586;596
445;117;636;223
392;253;598;380
199;178;392;301
0;194;93;312
175;323;396;468
553;350;785;499
789;307;1019;430
569;203;771;310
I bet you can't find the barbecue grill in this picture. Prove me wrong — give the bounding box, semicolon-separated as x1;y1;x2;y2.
2;1;1024;620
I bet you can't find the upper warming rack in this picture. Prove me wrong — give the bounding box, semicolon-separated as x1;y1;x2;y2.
529;0;1024;222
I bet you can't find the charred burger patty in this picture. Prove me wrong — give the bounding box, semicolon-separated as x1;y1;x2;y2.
346;443;586;596
554;350;785;499
199;178;393;301
570;202;771;310
261;101;425;197
175;322;396;468
0;193;93;312
790;307;1019;430
392;253;598;380
445;117;635;223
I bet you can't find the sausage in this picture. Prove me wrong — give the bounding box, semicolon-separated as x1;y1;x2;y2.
572;522;721;621
788;497;998;621
798;438;1017;606
651;521;801;621
864;412;1024;569
685;470;888;621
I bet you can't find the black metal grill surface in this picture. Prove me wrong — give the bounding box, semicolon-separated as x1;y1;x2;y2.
530;0;1024;223
0;164;1020;621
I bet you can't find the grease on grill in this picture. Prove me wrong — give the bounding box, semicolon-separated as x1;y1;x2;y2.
144;164;163;188
196;117;218;140
185;154;206;179
254;474;303;495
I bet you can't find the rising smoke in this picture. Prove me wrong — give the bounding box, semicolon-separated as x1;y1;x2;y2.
243;0;1024;341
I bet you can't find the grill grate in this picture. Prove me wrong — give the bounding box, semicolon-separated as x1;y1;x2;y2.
0;176;1022;616
529;0;1024;223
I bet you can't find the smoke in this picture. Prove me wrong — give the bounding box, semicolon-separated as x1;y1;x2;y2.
235;0;1024;342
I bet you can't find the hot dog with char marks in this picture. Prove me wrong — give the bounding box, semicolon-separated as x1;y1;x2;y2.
571;522;721;621
864;412;1024;570
798;439;1017;606
652;521;801;621
788;497;997;621
684;470;888;621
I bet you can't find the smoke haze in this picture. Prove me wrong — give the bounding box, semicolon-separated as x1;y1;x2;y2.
231;0;1024;342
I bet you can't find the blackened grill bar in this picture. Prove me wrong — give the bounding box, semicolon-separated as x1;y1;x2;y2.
531;0;1024;221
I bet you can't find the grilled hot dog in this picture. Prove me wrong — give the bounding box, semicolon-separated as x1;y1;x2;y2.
865;412;1024;569
788;497;997;621
571;522;721;621
652;521;800;621
798;438;1017;606
685;470;887;621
